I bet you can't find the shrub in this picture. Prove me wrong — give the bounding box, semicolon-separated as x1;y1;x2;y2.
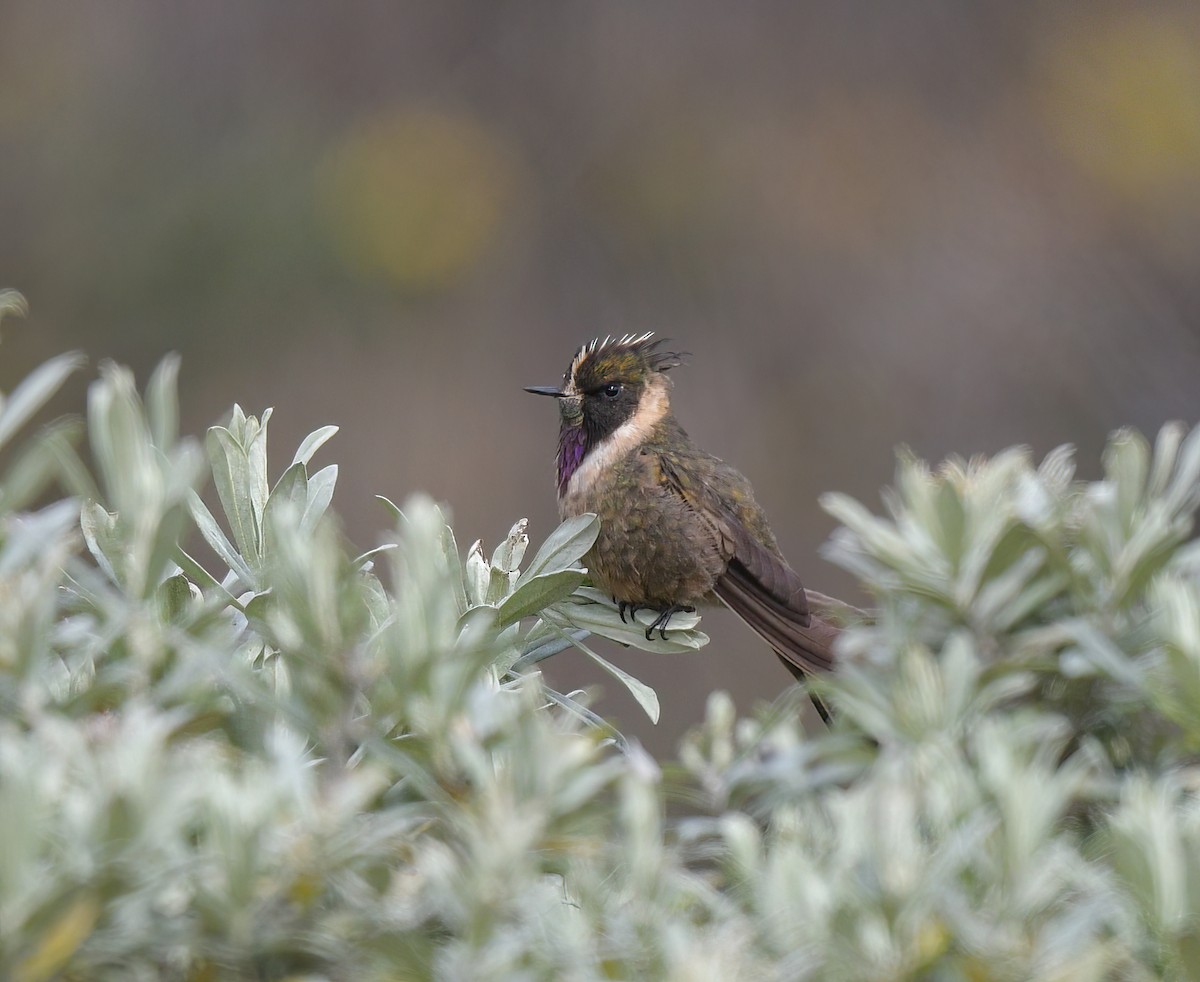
3;294;1200;979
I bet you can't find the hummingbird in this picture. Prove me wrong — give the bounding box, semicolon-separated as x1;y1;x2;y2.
525;332;842;712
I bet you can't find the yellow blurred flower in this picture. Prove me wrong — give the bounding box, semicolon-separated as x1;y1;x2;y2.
1038;11;1200;205
318;108;519;293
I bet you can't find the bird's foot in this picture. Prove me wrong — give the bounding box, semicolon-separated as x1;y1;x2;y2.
618;600;652;624
644;604;696;641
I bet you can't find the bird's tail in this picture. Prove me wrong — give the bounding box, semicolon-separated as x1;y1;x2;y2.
714;562;858;722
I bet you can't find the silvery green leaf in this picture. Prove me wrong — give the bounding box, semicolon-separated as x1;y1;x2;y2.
440;522;468;614
1107;777;1188;933
207;426;259;566
79;499;120;580
143;498;195;600
0;286;28;328
187;490;255;587
145;353;181;452
457;603;499;642
353;542;398;571
265;463;307;554
87;364;160;517
498;569;587;626
301;464;337;533
227;402;248;441
291;424;339;467
361;570;391;631
573;586;704;635
971;548;1048;629
1062;619;1143;688
1155;578;1200;657
0;415;79;509
1148;424;1184;499
1038;442;1077;494
987;569;1069;633
559;630;661;723
1147;579;1200;729
157;573;194;622
552;589;707;652
1103;428;1149;529
464;540;489;607
519;513;599;582
266;461;308;517
1166;423;1200;514
491;518;529;573
485;564;513;605
242;590;271;628
0;418;83;511
245;406;272;525
511;629;591;672
1014;471;1056;530
0;350;85;451
0;499;78;575
540;685;630;751
822;491;918;571
375;494;403;521
719;812;764;882
522;615;557;646
934;480;965;564
939;631;982;715
174;547;242;609
491;623;525;673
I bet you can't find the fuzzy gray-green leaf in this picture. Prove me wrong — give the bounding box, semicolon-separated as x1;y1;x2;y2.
498;569;588;626
245;406;272;526
552;589;707;652
79;500;120;584
187;489;255;587
291;425;339;467
267;461;308;515
145;354;181;452
491;518;530;573
563;630;661;724
207;426;260;566
519;513;599;582
301;464;337;533
0;351;85;452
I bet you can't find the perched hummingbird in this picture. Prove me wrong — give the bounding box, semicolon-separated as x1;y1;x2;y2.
525;332;841;708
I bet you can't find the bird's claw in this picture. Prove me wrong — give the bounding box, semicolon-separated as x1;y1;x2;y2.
618;600;649;624
616;600;696;638
644;604;696;641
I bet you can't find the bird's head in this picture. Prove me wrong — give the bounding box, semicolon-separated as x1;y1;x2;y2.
525;332;686;493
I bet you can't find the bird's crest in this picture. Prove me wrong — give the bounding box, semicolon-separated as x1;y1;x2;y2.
564;332;686;394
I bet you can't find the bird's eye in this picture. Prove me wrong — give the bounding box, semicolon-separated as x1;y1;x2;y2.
602;382;622;399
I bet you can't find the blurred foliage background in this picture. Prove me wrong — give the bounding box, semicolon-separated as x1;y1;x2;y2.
4;0;1200;752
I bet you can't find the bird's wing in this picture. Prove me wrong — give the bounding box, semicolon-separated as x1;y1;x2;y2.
649;450;835;677
649;449;809;618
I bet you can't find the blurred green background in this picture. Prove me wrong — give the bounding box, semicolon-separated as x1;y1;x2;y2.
4;1;1200;752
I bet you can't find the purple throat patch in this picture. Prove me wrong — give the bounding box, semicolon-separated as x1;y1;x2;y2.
557;426;588;493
